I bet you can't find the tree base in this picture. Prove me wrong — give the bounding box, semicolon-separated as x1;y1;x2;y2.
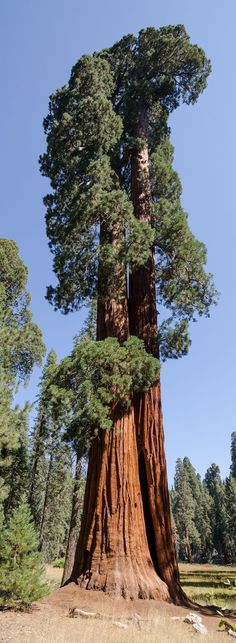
73;558;171;601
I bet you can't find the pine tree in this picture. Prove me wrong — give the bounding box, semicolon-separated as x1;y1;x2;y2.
0;239;44;503
4;405;30;515
171;458;213;562
62;455;86;584
222;432;236;563
224;476;236;563
62;305;95;582
172;459;201;561
40;26;217;601
38;443;73;561
29;350;59;524
230;432;236;479
182;458;212;561
204;464;228;561
0;496;49;608
29;351;74;560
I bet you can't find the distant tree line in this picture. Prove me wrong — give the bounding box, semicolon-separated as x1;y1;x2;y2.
170;432;236;564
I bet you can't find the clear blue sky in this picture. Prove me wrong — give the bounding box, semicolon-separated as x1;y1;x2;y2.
1;0;235;484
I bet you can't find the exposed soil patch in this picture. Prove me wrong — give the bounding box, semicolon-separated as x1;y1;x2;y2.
0;582;231;643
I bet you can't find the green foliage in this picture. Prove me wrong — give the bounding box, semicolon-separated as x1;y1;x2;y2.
0;496;49;608
29;351;74;561
151;138;218;325
77;298;97;341
171;458;201;561
40;56;151;312
52;557;65;568
159;318;190;361
180;567;236;609
203;463;228;561
230;432;236;479
224;476;236;563
40;54;121;311
41;26;217;361
4;404;30;514
171;457;213;562
0;239;44;505
57;336;159;446
105;25;211;133
0;239;45;385
219;620;236;632
39;444;73;562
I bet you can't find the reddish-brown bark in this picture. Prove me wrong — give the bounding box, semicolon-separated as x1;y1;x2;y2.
65;117;186;603
67;219;171;600
129;114;184;603
69;408;170;599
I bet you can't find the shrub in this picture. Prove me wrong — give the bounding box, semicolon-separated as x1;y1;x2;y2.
0;496;49;608
52;558;65;568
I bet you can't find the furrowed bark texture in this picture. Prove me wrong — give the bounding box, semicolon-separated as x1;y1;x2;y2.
64;116;188;603
67;220;170;600
70;408;170;599
129;114;184;603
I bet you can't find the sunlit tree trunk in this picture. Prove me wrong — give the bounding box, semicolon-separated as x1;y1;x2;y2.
66;222;170;600
128;112;185;603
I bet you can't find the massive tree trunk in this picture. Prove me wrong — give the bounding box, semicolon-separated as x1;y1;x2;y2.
69;408;170;599
128;113;184;603
66;220;170;600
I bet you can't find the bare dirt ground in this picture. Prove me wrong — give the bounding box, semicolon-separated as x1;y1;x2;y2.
0;566;232;643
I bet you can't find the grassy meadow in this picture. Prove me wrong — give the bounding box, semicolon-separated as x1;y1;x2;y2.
179;563;236;609
47;562;236;610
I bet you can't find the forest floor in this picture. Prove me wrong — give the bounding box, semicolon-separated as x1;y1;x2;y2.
0;564;236;642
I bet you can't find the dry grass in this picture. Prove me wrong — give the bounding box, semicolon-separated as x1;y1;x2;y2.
0;564;235;642
0;607;227;643
45;565;62;585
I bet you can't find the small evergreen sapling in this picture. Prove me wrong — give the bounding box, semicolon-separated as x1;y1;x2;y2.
0;496;49;608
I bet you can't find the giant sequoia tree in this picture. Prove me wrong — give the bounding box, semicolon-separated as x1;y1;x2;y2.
40;26;217;601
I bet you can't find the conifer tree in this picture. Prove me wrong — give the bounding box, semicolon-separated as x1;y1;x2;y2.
38;442;73;561
230;432;236;479
171;458;212;562
29;351;73;560
172;459;201;561
0;239;44;503
40;26;217;601
62;455;86;584
29;350;59;522
62;307;95;582
4;405;30;515
0;496;49;608
224;475;236;563
204;464;228;561
182;458;212;560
